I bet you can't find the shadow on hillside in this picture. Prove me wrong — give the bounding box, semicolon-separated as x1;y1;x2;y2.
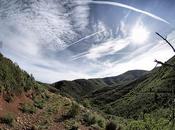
54;115;72;122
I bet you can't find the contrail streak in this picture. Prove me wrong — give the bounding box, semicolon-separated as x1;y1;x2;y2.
87;1;169;24
65;0;170;51
65;30;105;49
71;52;131;61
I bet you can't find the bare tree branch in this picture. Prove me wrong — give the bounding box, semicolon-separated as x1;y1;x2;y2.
156;32;175;52
155;32;175;128
155;59;175;68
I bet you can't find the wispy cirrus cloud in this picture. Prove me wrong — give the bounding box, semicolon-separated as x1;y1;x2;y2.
72;37;130;60
94;40;175;78
70;0;91;31
0;0;174;83
71;20;130;61
0;0;91;82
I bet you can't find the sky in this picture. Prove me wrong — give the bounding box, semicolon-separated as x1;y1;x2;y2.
0;0;175;83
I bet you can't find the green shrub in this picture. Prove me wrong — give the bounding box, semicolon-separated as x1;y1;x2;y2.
3;93;14;102
125;114;170;130
83;113;96;125
34;100;45;109
0;113;14;126
67;102;80;118
97;117;105;128
47;107;56;114
82;99;91;108
83;112;105;128
3;94;13;102
105;106;113;114
20;102;36;114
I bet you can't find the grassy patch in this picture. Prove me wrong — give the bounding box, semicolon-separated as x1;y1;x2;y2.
67;102;80;118
34;99;45;109
19;102;36;114
83;112;106;128
0;113;14;126
3;93;13;102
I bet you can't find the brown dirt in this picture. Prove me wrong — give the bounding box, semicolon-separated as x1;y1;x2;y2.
0;92;32;116
0;92;95;130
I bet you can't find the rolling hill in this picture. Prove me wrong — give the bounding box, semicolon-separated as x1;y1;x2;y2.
0;53;108;130
52;70;148;99
52;54;175;129
87;56;175;119
1;51;175;129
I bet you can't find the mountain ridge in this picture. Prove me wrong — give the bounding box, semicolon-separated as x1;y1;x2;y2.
1;52;175;129
88;55;175;118
52;69;148;99
0;53;108;130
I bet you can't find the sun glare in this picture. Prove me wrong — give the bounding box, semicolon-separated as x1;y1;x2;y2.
130;25;150;44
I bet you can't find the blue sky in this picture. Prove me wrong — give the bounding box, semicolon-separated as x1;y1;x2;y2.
0;0;175;83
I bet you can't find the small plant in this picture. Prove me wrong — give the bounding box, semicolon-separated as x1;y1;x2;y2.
20;102;36;114
83;113;96;125
3;93;13;102
69;126;79;130
67;102;80;118
34;99;45;109
83;112;105;128
82;99;91;108
47;107;57;114
105;106;113;114
0;113;14;126
37;120;49;130
97;117;105;128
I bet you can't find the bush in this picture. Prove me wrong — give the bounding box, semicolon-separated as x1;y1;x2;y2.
67;102;80;118
125;114;170;130
97;117;105;128
20;102;36;114
83;113;96;125
83;112;105;128
0;113;14;126
105;106;113;114
82;99;91;108
3;93;13;102
34;100;45;109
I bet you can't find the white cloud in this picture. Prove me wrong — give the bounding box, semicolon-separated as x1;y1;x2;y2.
0;0;91;50
92;21;113;42
72;37;130;60
0;0;174;83
87;38;130;60
71;0;91;31
0;0;91;82
92;39;174;78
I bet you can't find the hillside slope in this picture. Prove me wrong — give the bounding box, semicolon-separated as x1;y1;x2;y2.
89;56;175;118
52;70;147;99
50;56;175;129
0;53;108;130
0;53;35;99
1;52;175;129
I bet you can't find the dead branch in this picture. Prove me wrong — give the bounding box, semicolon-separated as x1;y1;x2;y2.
154;59;175;68
156;32;175;52
155;32;175;128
